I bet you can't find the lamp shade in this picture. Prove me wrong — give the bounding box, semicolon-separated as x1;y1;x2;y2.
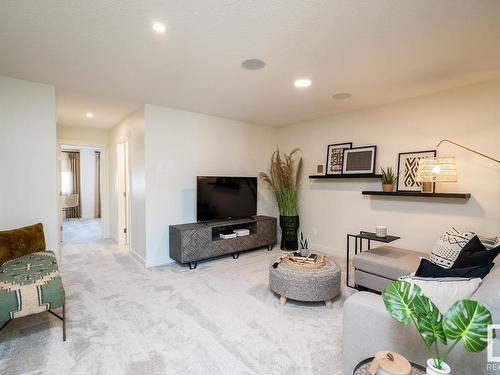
416;157;457;182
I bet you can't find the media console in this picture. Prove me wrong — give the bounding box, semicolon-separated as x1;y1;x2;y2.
169;215;277;269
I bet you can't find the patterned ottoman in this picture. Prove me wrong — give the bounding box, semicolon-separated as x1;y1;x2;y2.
269;256;341;308
0;251;66;339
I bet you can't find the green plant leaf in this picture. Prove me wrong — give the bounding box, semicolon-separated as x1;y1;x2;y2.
443;300;493;352
413;294;447;346
382;281;422;324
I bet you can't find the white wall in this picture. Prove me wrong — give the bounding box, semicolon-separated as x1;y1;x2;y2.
0;76;57;250
109;108;146;262
144;105;277;267
57;125;108;145
278;79;500;256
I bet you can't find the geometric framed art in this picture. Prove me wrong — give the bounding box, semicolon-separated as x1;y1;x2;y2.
326;142;352;175
396;150;436;192
342;145;377;174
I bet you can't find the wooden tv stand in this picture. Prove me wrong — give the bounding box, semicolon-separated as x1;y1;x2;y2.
169;215;277;269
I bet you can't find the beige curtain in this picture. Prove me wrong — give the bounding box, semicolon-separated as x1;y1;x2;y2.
95;151;101;218
67;152;81;218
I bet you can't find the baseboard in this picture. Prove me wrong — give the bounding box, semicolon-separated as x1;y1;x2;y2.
309;242;345;259
129;248;146;266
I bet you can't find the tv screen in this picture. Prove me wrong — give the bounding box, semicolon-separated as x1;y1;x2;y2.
197;176;257;221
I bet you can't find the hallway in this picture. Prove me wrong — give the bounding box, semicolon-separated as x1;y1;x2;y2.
62;218;102;243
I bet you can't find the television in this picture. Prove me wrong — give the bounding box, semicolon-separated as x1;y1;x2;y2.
197;176;257;221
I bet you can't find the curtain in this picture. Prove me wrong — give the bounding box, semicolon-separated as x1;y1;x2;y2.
95;151;101;218
67;151;81;219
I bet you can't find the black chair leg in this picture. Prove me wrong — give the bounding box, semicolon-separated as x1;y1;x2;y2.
62;302;66;341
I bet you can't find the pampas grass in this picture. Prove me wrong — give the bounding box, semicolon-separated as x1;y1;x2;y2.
259;147;303;216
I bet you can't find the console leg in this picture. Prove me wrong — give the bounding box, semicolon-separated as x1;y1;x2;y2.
232;253;239;259
325;300;333;309
279;296;287;306
188;262;197;270
267;244;274;251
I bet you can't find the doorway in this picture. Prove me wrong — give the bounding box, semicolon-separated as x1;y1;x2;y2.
60;145;103;243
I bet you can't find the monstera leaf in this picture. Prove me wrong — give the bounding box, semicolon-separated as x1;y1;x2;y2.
382;281;422;324
413;294;447;346
443;300;493;352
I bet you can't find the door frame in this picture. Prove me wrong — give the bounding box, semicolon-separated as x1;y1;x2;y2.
116;140;130;246
56;138;110;244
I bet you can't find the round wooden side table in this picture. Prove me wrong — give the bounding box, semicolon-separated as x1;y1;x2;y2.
353;357;425;375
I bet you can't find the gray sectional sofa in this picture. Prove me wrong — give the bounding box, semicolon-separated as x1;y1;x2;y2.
343;245;500;374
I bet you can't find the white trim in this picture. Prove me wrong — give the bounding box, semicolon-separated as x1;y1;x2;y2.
129;247;146;265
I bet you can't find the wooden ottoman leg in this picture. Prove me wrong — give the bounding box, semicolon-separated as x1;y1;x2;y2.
325;299;333;309
279;296;287;306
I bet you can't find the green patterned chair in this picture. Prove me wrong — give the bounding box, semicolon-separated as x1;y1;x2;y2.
0;223;66;340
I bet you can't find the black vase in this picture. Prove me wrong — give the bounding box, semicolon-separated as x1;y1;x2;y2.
279;215;300;250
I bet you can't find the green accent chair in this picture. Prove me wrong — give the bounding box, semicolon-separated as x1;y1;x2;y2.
0;223;66;340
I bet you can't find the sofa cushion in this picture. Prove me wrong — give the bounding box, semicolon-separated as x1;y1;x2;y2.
353;246;426;280
430;228;477;269
0;251;63;321
0;223;46;265
415;258;494;279
452;239;500;269
399;276;482;313
472;263;500;324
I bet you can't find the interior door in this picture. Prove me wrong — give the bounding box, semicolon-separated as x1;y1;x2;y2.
117;142;129;246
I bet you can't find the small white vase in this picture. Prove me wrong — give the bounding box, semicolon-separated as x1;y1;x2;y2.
300;247;309;257
426;359;451;375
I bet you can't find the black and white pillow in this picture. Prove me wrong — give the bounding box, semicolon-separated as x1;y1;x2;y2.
430;228;476;268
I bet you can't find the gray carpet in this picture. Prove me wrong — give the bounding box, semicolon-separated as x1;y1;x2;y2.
0;238;355;375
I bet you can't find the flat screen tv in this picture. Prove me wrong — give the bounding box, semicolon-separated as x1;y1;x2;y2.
197;176;257;221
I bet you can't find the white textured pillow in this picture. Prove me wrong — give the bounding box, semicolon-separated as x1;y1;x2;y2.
399;276;482;313
430;227;476;268
478;234;499;250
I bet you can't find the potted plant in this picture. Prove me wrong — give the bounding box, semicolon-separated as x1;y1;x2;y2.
299;232;309;257
259;147;303;250
382;280;494;375
380;166;396;192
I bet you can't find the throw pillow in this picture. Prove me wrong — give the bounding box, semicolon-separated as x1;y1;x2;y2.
478;234;499;250
415;258;494;279
399;275;482;313
453;239;500;268
430;227;477;268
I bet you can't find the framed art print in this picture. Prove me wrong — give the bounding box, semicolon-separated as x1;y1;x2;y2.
397;150;436;192
326;142;352;175
342;146;377;174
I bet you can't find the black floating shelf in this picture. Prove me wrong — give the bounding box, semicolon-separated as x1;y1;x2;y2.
362;191;471;199
309;174;382;179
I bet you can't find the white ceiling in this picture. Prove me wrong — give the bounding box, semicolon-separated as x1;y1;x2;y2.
1;1;500;127
56;89;140;129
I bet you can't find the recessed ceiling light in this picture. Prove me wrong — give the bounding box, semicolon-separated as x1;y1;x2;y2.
294;79;312;88
152;22;166;33
241;59;266;70
332;92;352;100
85;112;94;118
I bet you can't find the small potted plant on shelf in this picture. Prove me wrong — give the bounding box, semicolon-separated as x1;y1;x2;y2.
382;280;494;375
380;166;396;192
299;232;309;257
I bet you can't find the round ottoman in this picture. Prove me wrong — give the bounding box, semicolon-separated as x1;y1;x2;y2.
269;256;341;308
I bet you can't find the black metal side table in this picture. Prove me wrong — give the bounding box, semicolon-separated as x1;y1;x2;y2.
346;231;401;288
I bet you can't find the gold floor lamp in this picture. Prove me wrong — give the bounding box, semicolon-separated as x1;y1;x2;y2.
416;139;500;193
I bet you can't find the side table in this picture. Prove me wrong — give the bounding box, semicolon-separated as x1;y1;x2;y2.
346;231;400;288
353;357;425;375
